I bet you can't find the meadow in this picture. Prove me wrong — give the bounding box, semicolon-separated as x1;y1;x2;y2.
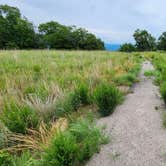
0;50;142;165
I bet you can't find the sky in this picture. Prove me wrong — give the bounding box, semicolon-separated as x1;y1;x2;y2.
1;0;166;44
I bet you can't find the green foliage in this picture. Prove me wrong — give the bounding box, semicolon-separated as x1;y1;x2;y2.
11;151;38;166
158;32;166;50
55;84;90;117
41;118;107;166
119;43;136;52
160;82;166;104
144;70;155;77
41;132;78;166
93;83;123;116
114;73;136;86
38;21;104;50
0;102;39;134
0;151;12;166
0;121;9;149
133;29;156;51
69;118;108;162
0;5;104;50
0;5;36;49
163;112;166;128
70;83;89;110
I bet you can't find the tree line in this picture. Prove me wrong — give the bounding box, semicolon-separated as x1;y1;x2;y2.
120;29;166;52
0;5;104;50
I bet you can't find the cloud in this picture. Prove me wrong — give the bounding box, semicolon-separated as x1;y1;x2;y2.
1;0;166;43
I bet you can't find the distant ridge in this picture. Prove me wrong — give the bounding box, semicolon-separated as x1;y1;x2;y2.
104;43;121;51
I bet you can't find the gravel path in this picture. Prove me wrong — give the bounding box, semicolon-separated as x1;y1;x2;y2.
86;61;166;166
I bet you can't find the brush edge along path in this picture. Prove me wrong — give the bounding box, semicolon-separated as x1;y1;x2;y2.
86;61;166;166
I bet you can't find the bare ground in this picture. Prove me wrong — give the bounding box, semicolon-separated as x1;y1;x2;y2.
86;61;166;166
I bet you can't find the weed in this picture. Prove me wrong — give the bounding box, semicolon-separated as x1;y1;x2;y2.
0;102;39;134
93;83;123;116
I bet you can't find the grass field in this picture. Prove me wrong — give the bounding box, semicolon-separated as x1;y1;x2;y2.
0;50;142;165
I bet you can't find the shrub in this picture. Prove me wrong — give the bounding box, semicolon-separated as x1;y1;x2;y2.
11;151;38;166
41;117;108;166
160;82;166;104
70;83;89;110
144;70;155;77
0;121;10;149
163;112;166;128
0;151;12;166
119;43;136;52
69;118;108;162
55;84;89;117
114;73;136;86
0;102;39;134
41;132;78;166
93;83;122;116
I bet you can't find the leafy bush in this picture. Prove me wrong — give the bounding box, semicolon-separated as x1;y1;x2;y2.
70;83;89;110
93;83;123;116
114;73;136;86
41;117;108;166
160;82;166;104
0;151;12;166
11;151;38;166
119;43;136;52
55;84;89;117
41;132;78;166
144;70;155;77
163;112;166;128
69;118;108;162
0;102;39;134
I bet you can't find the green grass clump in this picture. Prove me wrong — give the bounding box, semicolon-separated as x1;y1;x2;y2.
55;84;90;117
0;102;39;134
144;70;155;77
114;73;136;86
160;82;166;104
93;83;123;116
41;118;107;166
0;151;12;166
163;112;166;128
70;83;89;111
41;132;78;166
69;119;108;162
11;151;38;166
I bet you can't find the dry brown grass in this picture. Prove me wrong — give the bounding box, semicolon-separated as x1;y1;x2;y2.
3;118;68;153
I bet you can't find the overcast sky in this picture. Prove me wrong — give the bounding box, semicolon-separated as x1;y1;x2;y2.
1;0;166;44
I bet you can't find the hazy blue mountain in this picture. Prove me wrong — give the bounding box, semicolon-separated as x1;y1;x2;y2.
104;43;121;51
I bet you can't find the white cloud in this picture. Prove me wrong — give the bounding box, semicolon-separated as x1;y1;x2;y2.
1;0;166;43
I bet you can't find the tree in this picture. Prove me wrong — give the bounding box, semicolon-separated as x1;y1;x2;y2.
158;32;166;50
0;5;36;49
133;29;156;51
39;21;104;50
119;43;136;52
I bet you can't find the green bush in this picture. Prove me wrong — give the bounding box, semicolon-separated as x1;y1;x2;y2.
0;151;12;166
163;112;166;128
70;83;89;110
0;102;39;134
144;70;155;77
93;83;122;116
55;84;89;117
114;73;136;86
41;132;78;166
11;151;38;166
160;82;166;104
69;119;108;162
41;118;108;166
